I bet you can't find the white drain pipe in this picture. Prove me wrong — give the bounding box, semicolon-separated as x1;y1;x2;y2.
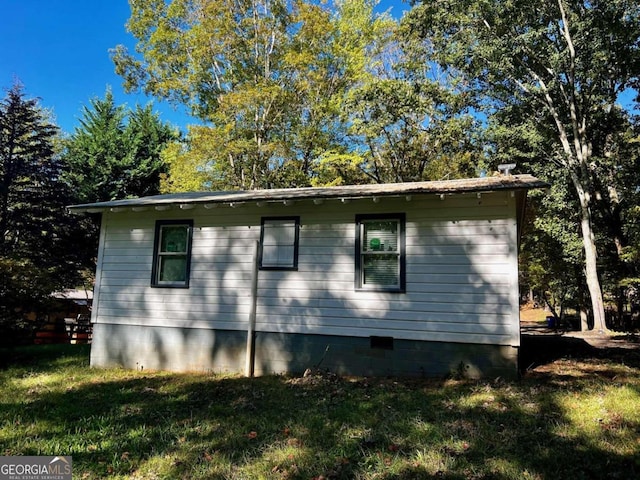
245;241;259;377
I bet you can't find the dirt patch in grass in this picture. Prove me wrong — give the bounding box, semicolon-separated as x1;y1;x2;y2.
519;304;549;323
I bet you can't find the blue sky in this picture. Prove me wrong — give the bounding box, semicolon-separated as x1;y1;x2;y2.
1;1;408;135
2;1;156;134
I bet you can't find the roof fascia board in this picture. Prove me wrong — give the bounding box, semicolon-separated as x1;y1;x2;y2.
68;175;549;213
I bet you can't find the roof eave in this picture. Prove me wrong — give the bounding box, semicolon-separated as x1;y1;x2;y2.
67;175;549;214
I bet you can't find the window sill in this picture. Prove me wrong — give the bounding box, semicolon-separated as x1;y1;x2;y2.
151;283;190;289
259;266;298;271
355;286;405;293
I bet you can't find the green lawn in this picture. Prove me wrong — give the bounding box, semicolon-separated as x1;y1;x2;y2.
1;344;639;479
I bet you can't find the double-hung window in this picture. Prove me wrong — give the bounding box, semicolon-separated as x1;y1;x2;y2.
355;214;405;292
151;220;193;288
260;217;300;270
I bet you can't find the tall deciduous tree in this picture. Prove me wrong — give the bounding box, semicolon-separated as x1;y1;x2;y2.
406;0;640;331
113;0;389;190
490;103;640;328
346;22;483;183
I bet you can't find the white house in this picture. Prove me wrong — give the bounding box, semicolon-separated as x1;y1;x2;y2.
69;175;547;378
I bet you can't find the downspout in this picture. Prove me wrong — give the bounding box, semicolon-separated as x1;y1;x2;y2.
245;240;260;377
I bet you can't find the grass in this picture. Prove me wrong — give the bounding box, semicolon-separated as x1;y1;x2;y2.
1;344;639;479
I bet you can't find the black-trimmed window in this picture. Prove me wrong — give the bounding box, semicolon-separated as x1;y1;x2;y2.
151;220;193;288
260;217;300;270
355;214;405;292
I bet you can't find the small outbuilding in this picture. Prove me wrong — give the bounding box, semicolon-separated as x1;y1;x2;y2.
69;175;547;378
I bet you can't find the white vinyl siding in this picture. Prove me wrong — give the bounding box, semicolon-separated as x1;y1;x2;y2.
92;191;520;347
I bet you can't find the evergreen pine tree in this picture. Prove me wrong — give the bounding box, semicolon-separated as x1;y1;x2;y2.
0;83;85;339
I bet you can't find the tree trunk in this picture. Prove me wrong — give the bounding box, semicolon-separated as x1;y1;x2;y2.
580;307;589;331
575;185;608;333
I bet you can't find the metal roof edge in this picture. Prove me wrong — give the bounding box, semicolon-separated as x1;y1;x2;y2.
68;174;549;213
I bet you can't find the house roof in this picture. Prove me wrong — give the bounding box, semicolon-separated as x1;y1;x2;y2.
68;174;548;213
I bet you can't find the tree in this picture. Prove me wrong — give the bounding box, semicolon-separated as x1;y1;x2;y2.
519;167;588;327
113;0;389;190
125;103;180;197
491;102;640;330
286;0;393;187
63;90;177;203
345;21;483;183
406;0;640;332
609;124;640;326
114;0;299;190
159;126;227;192
64;90;128;202
0;83;83;339
622;196;640;323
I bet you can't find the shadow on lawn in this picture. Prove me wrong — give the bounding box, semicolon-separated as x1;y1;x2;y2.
520;332;640;372
2;349;639;479
0;344;91;371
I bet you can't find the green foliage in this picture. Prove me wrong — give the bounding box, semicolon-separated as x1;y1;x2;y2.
117;0;477;190
346;21;484;183
311;151;371;186
63;90;128;202
407;0;640;328
0;83;86;336
520;185;585;318
505;107;640;318
406;0;640;195
284;0;378;179
115;0;303;189
622;207;640;269
1;84;59;259
618;132;640;303
406;0;640;112
159;126;224;192
63;89;177;203
0;258;59;345
125;103;179;197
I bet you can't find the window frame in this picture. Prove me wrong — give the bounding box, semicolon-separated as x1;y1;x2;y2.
259;216;300;271
355;213;406;293
151;219;194;288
